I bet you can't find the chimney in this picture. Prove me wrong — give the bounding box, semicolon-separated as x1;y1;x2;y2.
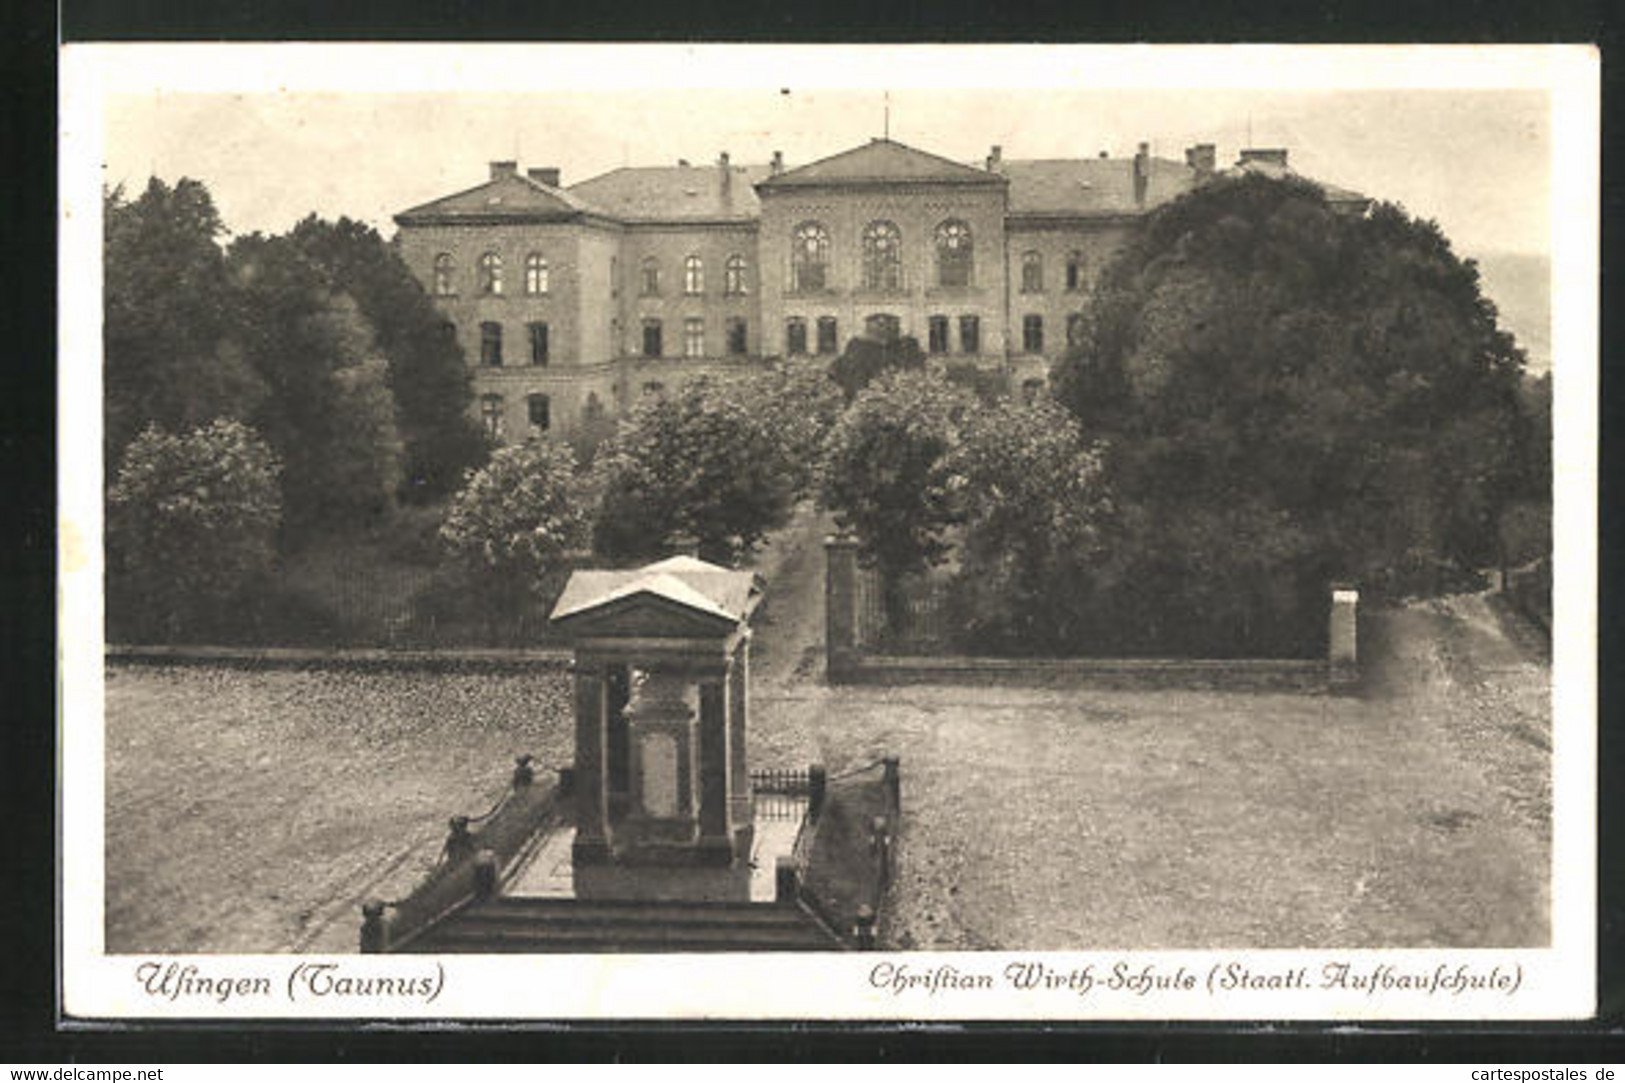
527;166;561;187
1238;148;1289;168
678;158;691;168
1133;142;1150;207
985;144;1002;172
489;160;518;181
719;151;731;197
1098;150;1109;159
1184;143;1216;179
771;150;784;175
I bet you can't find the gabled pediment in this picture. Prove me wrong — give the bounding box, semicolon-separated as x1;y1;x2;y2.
550;558;761;641
757;138;1005;190
396;172;593;224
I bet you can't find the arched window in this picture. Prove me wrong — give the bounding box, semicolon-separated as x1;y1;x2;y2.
524;253;549;295
724;254;748;296
934;220;973;288
640;257;660;296
477;251;503;296
433;253;455;296
1065;250;1086;292
684;255;704;295
791;222;829;292
1021;251;1043;293
862;221;902;291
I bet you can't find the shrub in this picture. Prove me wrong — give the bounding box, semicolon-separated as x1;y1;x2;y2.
107;419;283;641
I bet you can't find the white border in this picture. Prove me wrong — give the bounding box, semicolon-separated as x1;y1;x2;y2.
58;43;1599;1022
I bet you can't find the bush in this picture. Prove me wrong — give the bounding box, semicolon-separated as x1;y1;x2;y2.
440;440;591;616
829;334;926;401
107;419;283;641
593;378;798;564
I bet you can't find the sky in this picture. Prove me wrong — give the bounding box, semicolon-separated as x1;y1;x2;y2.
100;84;1550;262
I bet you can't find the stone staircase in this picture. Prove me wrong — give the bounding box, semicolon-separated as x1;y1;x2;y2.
399;895;844;953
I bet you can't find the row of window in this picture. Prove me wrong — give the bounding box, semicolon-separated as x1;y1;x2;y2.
437;241;1093;300
475;320;551;367
478;390;609;442
1020;250;1093;294
789;219;974;293
637;317;750;358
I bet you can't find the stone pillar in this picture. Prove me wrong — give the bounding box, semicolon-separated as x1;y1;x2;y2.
825;532;860;680
1329;588;1359;686
571;661;611;864
728;638;751;827
696;674;733;862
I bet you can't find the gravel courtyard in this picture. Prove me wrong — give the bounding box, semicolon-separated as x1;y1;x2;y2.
103;510;1551;953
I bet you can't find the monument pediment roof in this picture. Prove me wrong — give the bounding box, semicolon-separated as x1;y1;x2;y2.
551;556;761;638
758;138;1004;190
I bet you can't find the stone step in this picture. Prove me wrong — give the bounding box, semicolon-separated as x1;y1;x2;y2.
412;919;835;953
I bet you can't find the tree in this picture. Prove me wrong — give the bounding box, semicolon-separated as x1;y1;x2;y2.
1051;172;1530;637
819;371;974;628
946;398;1111;654
713;364;846;500
226;235;407;538
439;439;590;618
288;216;487;501
103;178;267;469
107;420;282;640
593;378;797;564
829;333;926;401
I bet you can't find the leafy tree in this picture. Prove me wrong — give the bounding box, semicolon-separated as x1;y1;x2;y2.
829;333;926;401
288;216;486;501
712;364;846;500
819;371;974;627
593;378;797;564
103;178;267;468
1051;172;1530;635
439;439;590;617
946;398;1111;654
107;420;282;640
226;235;406;538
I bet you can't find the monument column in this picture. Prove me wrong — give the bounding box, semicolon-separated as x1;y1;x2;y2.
696;665;732;862
571;660;611;864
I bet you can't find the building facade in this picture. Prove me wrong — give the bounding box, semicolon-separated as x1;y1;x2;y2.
394;138;1366;445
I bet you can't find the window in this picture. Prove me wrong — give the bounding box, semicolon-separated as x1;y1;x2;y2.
791;222;829;292
684;255;704;296
816;316;838;355
1022;378;1045;405
934;220;973;288
1066;251;1085;292
1067;313;1088;349
480;321;503;366
524;253;549;295
641;257;661;296
527;393;551;433
927;315;949;355
725;254;748;296
862;221;902;291
1021;251;1043;293
785;317;808;356
478;251;503;296
726;317;748;356
865;313;901;342
1023;314;1044;353
642;318;663;358
433;253;456;296
480;394;505;442
528;321;550;366
684;317;705;358
438;319;457;342
958;315;980;355
583;392;605;421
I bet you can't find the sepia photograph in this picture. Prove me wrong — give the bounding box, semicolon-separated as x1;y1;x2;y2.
57;43;1597;1020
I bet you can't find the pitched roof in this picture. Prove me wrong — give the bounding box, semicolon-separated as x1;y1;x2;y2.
1227;158;1370;207
998;156;1195;218
758;138;1004;189
395;170;596;223
550;555;761;628
568;164;772;223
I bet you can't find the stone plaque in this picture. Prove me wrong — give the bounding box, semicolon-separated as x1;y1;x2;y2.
641;731;679;818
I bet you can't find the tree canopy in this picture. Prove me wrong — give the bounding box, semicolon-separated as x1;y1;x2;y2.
1051;172;1532;633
